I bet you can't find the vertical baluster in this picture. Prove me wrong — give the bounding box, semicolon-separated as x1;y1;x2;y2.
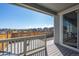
39;51;41;56
22;41;23;53
21;41;24;53
31;40;33;50
28;40;30;51
41;50;43;56
17;41;19;55
18;41;20;54
22;42;23;53
18;41;20;55
35;39;37;49
36;53;38;56
42;40;43;47
42;50;44;56
12;41;14;54
43;40;44;47
36;39;38;48
16;41;17;55
40;51;42;56
16;41;18;55
45;36;47;56
33;39;34;50
14;41;17;54
40;40;41;47
38;39;40;48
43;50;44;56
41;40;43;47
26;40;27;56
24;39;27;56
41;50;42;56
33;40;34;49
35;39;36;49
40;39;41;47
14;41;16;54
37;52;38;56
2;42;4;55
44;50;45;56
26;40;28;51
6;42;8;54
18;41;20;53
11;41;12;55
20;41;22;53
38;51;40;56
39;39;41;47
36;39;37;48
30;40;32;50
38;39;39;48
35;40;37;49
35;53;36;56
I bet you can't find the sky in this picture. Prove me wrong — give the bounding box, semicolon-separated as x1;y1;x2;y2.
0;3;54;29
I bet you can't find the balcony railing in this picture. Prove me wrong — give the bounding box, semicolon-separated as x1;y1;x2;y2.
0;35;47;56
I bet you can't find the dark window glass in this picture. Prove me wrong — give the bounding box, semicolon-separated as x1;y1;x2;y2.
63;11;77;48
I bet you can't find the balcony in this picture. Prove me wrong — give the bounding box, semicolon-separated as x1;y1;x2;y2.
0;35;79;56
0;35;47;56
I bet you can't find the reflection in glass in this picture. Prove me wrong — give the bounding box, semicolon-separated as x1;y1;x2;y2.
63;11;77;48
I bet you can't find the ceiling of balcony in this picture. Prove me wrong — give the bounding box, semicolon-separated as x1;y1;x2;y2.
37;3;78;13
15;3;78;15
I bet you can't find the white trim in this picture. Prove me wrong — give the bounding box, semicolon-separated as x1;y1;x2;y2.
59;15;63;45
61;44;79;53
77;12;79;49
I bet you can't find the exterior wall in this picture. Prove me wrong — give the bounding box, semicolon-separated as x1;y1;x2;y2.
54;15;60;44
0;33;11;39
11;32;48;38
0;33;11;51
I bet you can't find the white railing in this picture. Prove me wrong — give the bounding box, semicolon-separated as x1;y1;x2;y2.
0;35;47;56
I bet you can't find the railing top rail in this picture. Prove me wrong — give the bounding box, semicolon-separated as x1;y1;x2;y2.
0;34;46;42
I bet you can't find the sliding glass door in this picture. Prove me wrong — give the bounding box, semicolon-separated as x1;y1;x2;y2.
63;11;77;48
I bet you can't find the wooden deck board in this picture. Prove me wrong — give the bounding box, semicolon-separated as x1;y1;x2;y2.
47;37;79;56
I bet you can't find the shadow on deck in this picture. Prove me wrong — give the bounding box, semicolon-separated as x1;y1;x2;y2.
47;37;79;56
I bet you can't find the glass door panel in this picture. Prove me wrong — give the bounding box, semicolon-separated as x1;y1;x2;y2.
63;11;77;48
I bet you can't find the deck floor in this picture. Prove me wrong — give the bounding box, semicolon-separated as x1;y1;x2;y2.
47;38;79;56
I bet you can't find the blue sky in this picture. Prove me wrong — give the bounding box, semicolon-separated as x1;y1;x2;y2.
0;3;54;29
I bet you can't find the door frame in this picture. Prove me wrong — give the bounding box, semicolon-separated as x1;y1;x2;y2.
58;4;79;52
